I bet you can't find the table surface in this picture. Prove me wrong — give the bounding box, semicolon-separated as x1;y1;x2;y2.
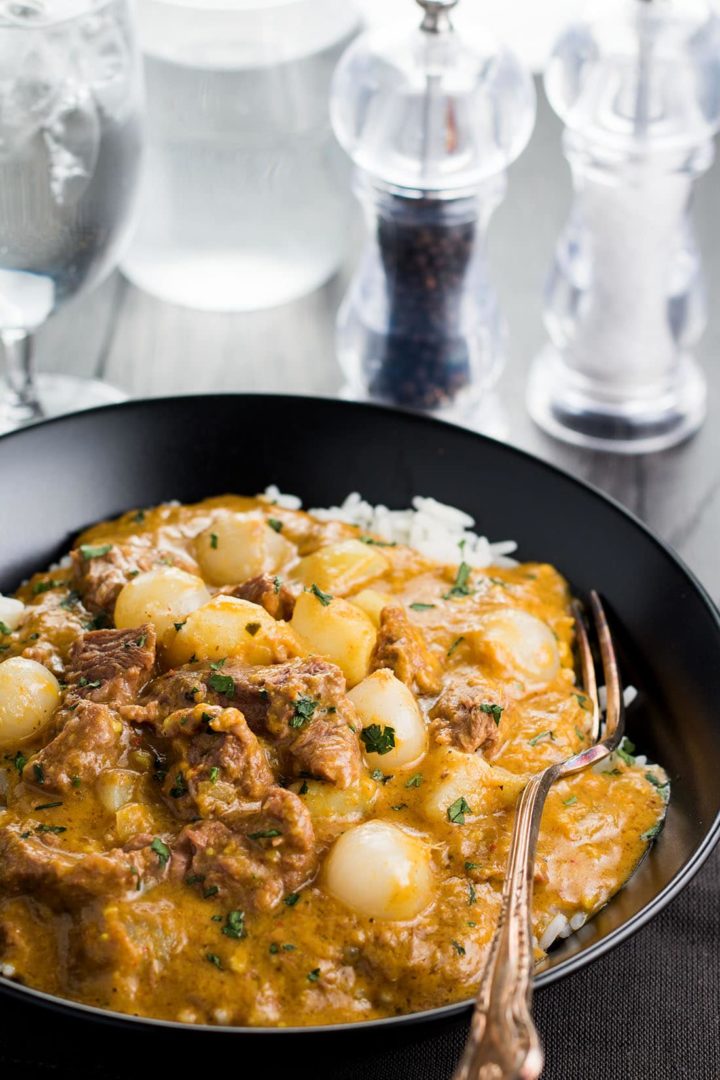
14;84;720;1080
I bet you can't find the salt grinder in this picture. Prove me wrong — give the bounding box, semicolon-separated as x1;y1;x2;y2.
529;0;720;453
330;0;535;420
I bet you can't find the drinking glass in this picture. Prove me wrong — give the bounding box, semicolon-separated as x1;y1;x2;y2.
0;0;143;433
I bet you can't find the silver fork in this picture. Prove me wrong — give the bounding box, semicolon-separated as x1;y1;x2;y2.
453;591;626;1080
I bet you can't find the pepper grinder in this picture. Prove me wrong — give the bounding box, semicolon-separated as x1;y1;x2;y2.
330;0;535;421
528;0;720;453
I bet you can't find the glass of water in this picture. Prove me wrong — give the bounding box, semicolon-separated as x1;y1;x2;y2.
121;0;359;312
0;0;143;434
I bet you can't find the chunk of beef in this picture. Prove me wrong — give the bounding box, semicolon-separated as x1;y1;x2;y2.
17;588;92;677
23;701;129;793
65;625;156;707
130;657;362;788
222;574;297;620
0;824;159;909
429;683;502;755
160;705;274;820
71;899;188;1002
71;541;195;616
180;787;316;911
371;605;443;695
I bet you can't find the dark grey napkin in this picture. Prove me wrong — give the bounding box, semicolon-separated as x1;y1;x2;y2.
1;846;717;1080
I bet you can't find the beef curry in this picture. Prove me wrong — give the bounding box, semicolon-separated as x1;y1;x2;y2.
0;495;668;1026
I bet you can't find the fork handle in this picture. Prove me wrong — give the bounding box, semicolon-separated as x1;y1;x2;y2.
453;772;552;1080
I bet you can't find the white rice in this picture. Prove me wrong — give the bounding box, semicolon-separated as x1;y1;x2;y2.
262;487;518;568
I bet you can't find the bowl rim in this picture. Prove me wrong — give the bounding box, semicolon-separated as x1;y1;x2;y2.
1;391;719;1036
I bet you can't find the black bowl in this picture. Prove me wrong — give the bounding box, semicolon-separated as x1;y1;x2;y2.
1;395;719;1076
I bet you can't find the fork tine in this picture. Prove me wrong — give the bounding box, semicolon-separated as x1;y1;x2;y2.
572;600;600;741
589;591;625;742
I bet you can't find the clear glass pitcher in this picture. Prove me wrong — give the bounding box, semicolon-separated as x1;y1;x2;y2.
122;0;359;311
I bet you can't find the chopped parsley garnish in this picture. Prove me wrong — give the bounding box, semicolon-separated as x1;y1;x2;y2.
289;696;318;729
282;943;296;951
360;724;396;756
79;543;113;560
209;766;220;784
248;828;282;840
267;518;283;533
409;602;435;612
78;677;102;689
210;532;219;549
645;772;670;791
71;776;81;788
245;622;261;636
273;576;282;594
371;768;393;785
208;672;235;696
451;940;466;956
34;801;63;811
575;726;586;742
447;796;472;825
132;510;146;524
203;885;220;899
284;893;300;907
616;737;636;766
60;591;81;611
575;693;590;710
467;921;477;928
528;730;555;747
464;861;479;871
206;953;223;970
173;620;187;632
222;910;247;940
391;803;408;811
33;763;45;785
31;579;62;596
443;562;473;599
135;634;147;648
150;837;171;866
8;751;26;775
0;621;12;636
405;773;423;788
562;795;578;806
358;535;395;547
309;583;333;606
211;914;223;923
468;882;477;906
307;968;321;983
36;824;67;834
169;772;188;799
269;943;280;954
479;702;503;725
447;636;465;657
641;822;664;843
185;873;205;886
298;780;309;795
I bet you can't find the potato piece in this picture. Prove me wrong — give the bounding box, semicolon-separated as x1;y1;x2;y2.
422;747;526;824
348;588;394;627
292;539;389;596
349;669;427;770
96;769;137;813
114;567;211;639
290;590;376;687
0;657;60;748
164;595;305;667
290;773;377;824
195;510;296;587
115;802;154;843
324;820;434;920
